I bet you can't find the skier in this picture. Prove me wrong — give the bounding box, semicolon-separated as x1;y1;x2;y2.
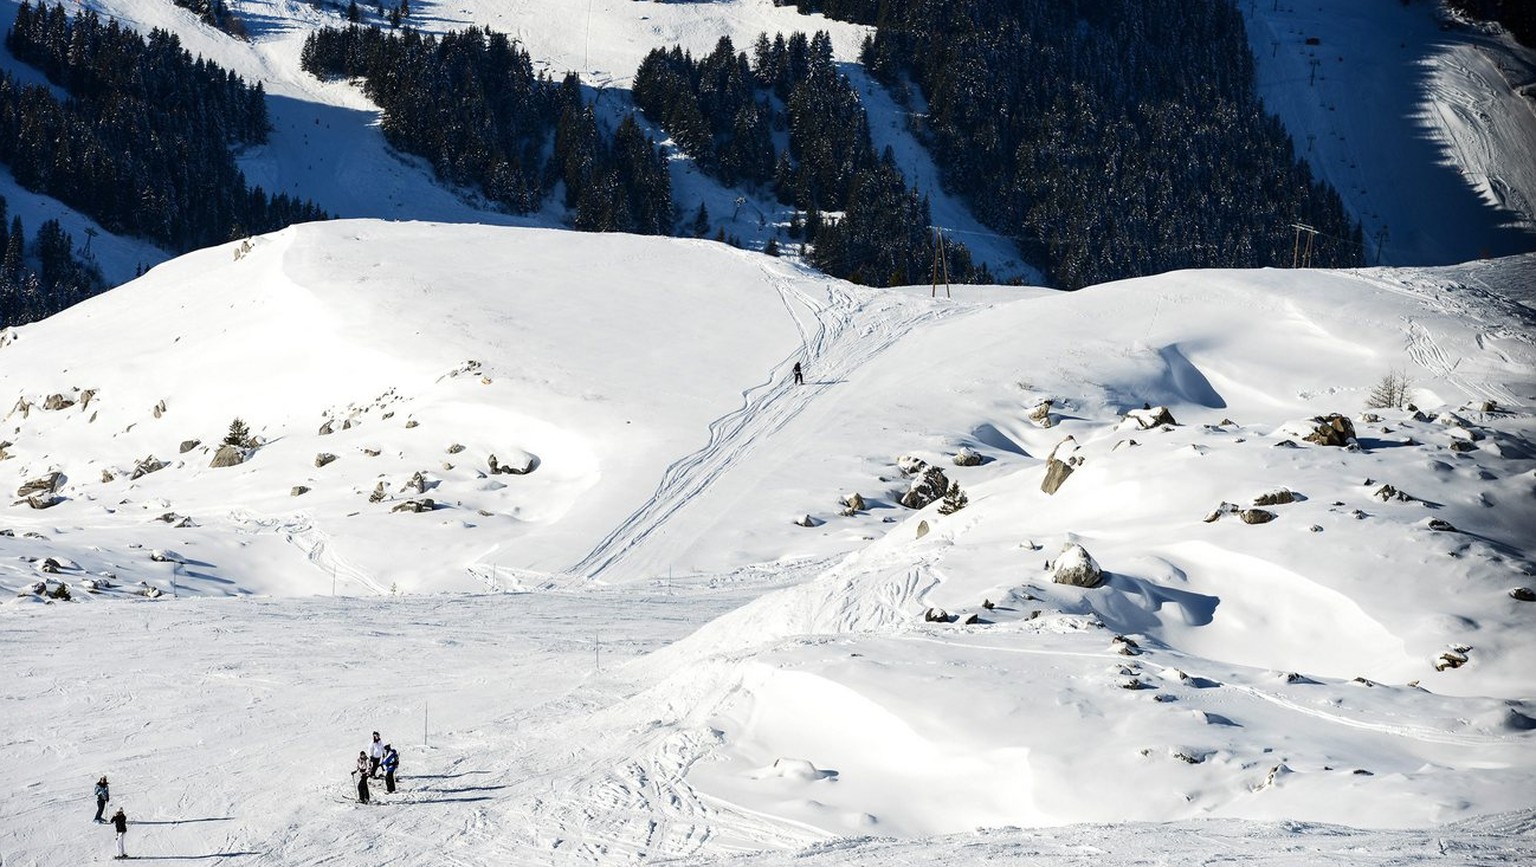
367;731;385;778
353;751;371;804
792;362;804;386
94;776;110;823
110;807;128;859
381;744;399;794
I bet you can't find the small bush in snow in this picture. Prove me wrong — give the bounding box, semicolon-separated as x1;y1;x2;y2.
937;481;968;515
1365;369;1411;410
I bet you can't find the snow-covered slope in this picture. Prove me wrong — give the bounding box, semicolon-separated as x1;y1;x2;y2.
2;221;1533;864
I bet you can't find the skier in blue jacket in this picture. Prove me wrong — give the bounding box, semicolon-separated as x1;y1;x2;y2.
382;745;399;794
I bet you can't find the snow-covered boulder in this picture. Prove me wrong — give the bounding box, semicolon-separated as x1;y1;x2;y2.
896;453;930;477
491;448;538;475
900;467;950;509
1124;405;1177;429
16;472;63;497
1052;542;1104;588
952;446;983;466
1041;436;1082;495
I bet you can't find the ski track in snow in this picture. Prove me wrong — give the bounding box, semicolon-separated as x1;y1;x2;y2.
568;267;971;582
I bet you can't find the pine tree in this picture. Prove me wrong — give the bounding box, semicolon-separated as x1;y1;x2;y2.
224;417;252;448
938;481;968;515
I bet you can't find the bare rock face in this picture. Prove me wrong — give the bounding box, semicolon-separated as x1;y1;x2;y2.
1304;414;1356;447
17;472;63;497
901;467;950;509
1052;542;1104;588
132;456;167;479
952;447;983;467
391;498;436;513
1041;436;1082;495
179;439;201;454
315;453;338;468
209;445;244;469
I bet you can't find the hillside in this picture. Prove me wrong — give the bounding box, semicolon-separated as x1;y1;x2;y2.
1;221;1533;864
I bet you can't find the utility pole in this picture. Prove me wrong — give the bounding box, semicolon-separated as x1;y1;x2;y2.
1290;223;1318;268
930;228;951;298
1373;226;1390;266
1309;57;1321;87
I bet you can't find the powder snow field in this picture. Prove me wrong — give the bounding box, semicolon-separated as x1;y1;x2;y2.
2;221;1535;864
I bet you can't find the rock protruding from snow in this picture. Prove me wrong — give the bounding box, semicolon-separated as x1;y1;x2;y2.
43;393;75;411
178;439;201;454
1304;414;1357;447
131;456;166;479
1041;436;1082;495
793;513;821;527
896;453;929;477
1028;399;1055;428
318;419;335;436
1052;542;1104;588
315;453;337;468
901;466;950;509
391;498;436;513
405;471;427;494
1240;508;1277;525
291;485;310;497
16;472;63;497
209;445;244;468
839;492;866;516
1125;405;1177;429
952;446;983;466
490;449;537;475
1253;488;1296;506
1510;587;1536;602
368;482;386;503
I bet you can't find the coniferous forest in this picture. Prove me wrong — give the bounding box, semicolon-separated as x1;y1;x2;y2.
0;2;327;327
792;0;1363;288
0;194;106;329
300;24;672;235
632;32;973;287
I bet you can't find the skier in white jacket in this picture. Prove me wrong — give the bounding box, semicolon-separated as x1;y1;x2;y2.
367;731;385;778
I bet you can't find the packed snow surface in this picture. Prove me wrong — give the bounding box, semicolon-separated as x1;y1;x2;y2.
2;220;1534;864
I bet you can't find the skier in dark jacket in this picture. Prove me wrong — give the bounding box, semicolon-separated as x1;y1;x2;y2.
382;745;399;794
792;362;804;385
111;807;128;859
94;776;110;823
352;751;371;803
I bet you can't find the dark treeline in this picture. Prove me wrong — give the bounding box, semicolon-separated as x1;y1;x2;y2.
0;195;108;328
171;0;249;39
300;24;672;234
1;2;326;255
633;32;973;287
785;0;1361;288
1444;0;1536;47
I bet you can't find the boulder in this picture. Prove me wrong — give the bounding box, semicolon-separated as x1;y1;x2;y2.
315;452;338;468
494;449;538;475
1203;502;1239;523
404;419;420;429
362;447;381;457
1253;488;1295;507
318;419;335;436
1427;518;1457;532
291;486;310;497
131;456;167;479
79;388;97;409
17;472;63;497
1239;508;1277;525
840;492;866;512
405;471;427;494
43;393;75;411
793;514;821;527
391;498;436;513
1041;436;1083;496
368;482;387;503
447;443;466;454
179;439;201;454
1303;414;1356;447
1052;542;1104;588
915;519;930;539
1028;399;1055;428
1373;484;1415;503
896;454;929;477
1509;587;1536;602
900;466;950;509
1125;406;1177;429
209;445;244;468
923;607;952;623
152;399;166;419
952;447;983;467
101;469;115;483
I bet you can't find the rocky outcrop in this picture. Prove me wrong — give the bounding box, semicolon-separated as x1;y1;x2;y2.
131;456;167;479
1304;414;1356;447
391;498;436;513
900;467;950;509
209;445;244;468
43;393;75;411
1124;406;1177;429
1052;542;1104;588
17;472;63;497
1373;484;1416;503
1041;436;1082;495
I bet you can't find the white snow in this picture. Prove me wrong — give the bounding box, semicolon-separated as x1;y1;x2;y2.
0;218;1533;864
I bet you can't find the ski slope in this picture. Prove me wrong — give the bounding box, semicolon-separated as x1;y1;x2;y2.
1;220;1534;864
